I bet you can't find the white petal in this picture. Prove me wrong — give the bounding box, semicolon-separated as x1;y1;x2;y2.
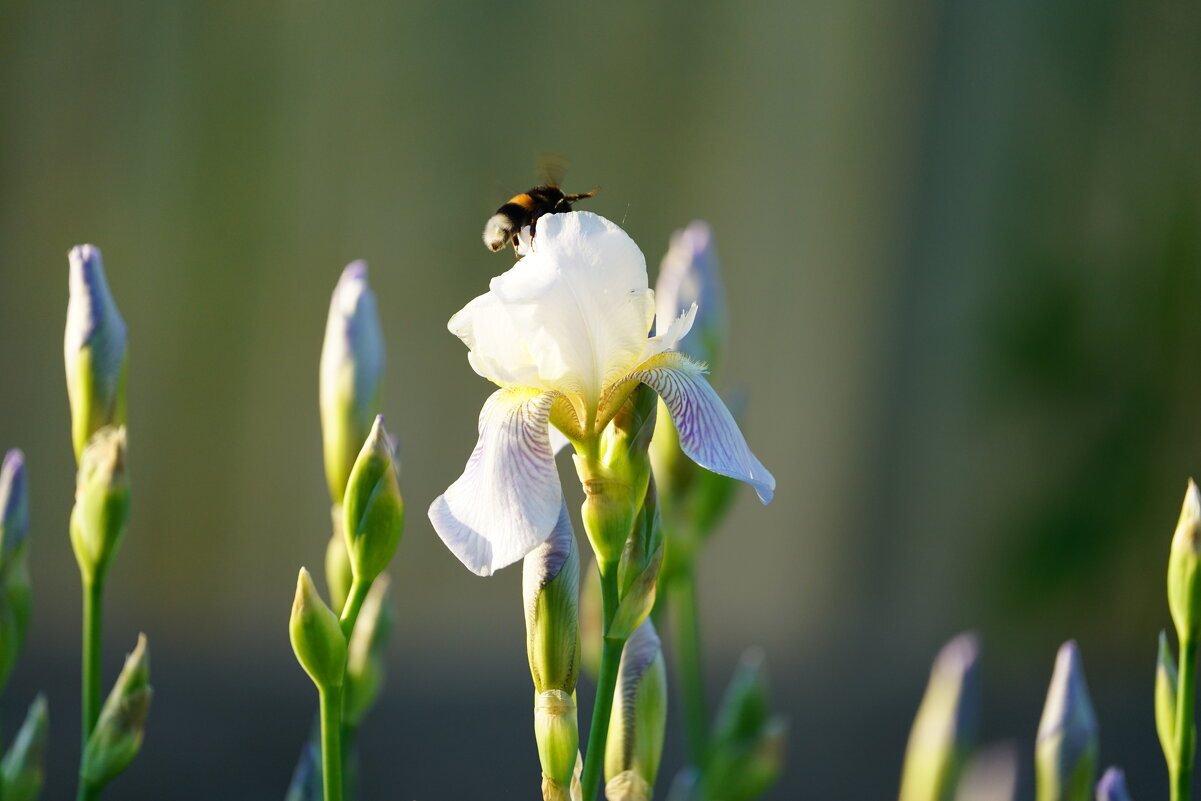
429;389;562;575
548;423;572;456
646;303;697;358
449;212;656;406
629;354;775;503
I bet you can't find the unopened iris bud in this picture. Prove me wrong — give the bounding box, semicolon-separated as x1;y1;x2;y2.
609;477;664;642
342;417;404;586
65;245;128;462
655;221;727;377
1095;767;1132;801
1156;631;1178;767
524;507;581;790
576;385;657;566
704;649;787;801
523;505;581;695
898;633;981;801
1168;480;1201;642
1;694;48;801
69;426;130;585
344;574;392;728
320;261;385;504
604;620;667;801
289;568;347;691
324;514;353;615
955;743;1018;801
81;634;151;789
0;449;30;565
1035;641;1098;801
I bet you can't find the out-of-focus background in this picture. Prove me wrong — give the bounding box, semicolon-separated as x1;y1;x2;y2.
1;1;1199;798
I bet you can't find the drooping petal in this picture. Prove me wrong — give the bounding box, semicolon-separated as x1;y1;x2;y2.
429;388;562;575
624;352;774;504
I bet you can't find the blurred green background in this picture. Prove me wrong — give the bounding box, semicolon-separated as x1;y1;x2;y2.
2;0;1200;798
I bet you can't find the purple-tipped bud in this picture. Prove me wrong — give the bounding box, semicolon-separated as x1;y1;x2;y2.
1036;641;1098;801
0;449;30;562
1168;480;1201;641
655;221;727;376
898;633;981;801
1095;767;1132;801
320;261;385;504
65;245;128;461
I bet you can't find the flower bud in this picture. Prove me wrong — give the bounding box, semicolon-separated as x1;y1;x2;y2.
284;741;322;801
523;505;581;695
609;478;663;642
536;690;580;788
954;743;1017;801
898;633;981;801
65;245;128;462
1156;631;1179;768
1095;767;1132;801
81;634;151;789
576;386;657;566
344;574;392;728
0;449;30;566
0;563;32;693
324;511;353;615
1168;480;1201;642
320;261;385;503
1;694;48;801
342;417;404;585
542;751;584;801
289;568;347;691
1035;641;1098;801
704;649;787;801
604;620;666;800
69;426;130;585
655;221;727;378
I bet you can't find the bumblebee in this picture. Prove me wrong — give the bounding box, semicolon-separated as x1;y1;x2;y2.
483;162;596;253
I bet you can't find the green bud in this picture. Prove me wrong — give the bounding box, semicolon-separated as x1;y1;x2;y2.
289;568;347;690
955;743;1018;801
575;386;657;566
2;694;48;801
523;507;581;694
604;620;667;800
344;574;392;728
1168;480;1201;643
69;426;130;585
0;561;32;693
65;245;128;462
325;509;353;615
535;690;580;788
342;416;404;585
1035;641;1098;801
82;634;151;788
1156;631;1179;768
898;633;981;801
704;649;788;801
609;477;664;642
320;261;384;504
0;449;30;567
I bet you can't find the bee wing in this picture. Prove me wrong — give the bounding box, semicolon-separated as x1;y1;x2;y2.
536;151;570;188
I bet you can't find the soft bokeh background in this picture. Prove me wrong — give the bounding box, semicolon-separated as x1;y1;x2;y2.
1;1;1200;798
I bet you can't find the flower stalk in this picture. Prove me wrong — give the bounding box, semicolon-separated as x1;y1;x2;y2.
1169;480;1201;801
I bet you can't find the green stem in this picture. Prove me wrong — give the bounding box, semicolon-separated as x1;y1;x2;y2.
669;566;708;769
580;562;625;801
1174;636;1197;801
75;780;100;801
82;578;104;743
320;685;344;801
339;577;371;641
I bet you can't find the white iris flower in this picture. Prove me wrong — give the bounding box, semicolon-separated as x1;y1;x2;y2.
429;212;774;576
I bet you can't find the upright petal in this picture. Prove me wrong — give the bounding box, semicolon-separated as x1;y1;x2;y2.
429;388;562;575
449;212;658;408
622;353;774;504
